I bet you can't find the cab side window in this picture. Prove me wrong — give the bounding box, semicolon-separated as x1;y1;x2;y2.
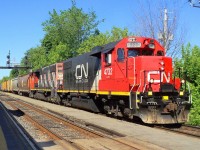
117;48;124;61
105;53;112;65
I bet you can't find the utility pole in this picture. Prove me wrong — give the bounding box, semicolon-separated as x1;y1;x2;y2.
163;8;168;51
158;8;173;53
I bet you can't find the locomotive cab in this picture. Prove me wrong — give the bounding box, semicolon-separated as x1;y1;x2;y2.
99;37;191;124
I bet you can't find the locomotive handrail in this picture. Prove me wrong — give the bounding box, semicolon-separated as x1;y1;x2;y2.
143;84;147;93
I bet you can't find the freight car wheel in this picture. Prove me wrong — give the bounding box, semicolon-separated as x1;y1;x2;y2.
29;92;34;98
56;95;62;105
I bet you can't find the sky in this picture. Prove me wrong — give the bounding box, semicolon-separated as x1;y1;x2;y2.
0;0;199;79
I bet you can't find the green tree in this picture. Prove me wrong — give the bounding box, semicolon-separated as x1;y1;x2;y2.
77;27;130;54
189;79;200;125
175;44;200;125
47;42;70;64
10;68;19;78
0;76;10;83
175;44;200;85
17;46;47;76
42;0;102;59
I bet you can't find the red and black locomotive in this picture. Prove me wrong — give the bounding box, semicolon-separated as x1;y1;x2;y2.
1;36;192;124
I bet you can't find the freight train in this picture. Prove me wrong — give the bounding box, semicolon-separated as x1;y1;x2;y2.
1;36;192;124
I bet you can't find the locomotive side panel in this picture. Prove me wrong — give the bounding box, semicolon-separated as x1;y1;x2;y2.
63;53;101;92
36;64;56;90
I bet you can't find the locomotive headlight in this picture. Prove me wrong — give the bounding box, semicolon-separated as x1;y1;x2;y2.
180;91;184;96
148;43;155;49
148;91;153;96
181;80;185;84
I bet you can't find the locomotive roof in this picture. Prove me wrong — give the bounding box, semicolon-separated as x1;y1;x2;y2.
90;40;120;56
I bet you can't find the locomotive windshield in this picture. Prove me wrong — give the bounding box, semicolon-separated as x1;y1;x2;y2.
128;49;154;57
128;49;139;57
142;50;153;56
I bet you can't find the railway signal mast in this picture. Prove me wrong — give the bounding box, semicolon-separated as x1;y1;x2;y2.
6;50;11;67
0;51;31;69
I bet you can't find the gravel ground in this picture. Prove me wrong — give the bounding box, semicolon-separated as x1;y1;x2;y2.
3;92;200;150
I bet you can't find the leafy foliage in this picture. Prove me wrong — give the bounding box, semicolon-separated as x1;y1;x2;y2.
10;1;103;77
189;81;200;125
77;27;130;54
0;76;10;83
175;44;200;125
10;69;19;78
42;1;102;59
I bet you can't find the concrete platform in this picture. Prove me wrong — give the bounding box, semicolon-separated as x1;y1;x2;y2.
4;92;200;150
0;101;34;150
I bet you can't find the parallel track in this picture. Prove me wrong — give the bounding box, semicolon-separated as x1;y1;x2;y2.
155;124;200;138
0;101;37;150
2;96;141;150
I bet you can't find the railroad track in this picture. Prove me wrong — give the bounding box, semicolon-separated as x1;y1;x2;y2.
1;95;143;150
154;124;200;138
2;93;199;149
0;101;37;150
167;124;199;138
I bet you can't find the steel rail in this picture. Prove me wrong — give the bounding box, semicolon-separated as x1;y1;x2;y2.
11;98;141;150
154;124;200;138
5;101;82;150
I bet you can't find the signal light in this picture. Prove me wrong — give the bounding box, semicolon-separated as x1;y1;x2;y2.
7;55;10;59
7;60;10;65
24;55;28;66
6;51;10;65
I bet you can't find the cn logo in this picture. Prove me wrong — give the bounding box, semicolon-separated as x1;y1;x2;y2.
104;67;112;75
75;63;88;79
147;71;170;83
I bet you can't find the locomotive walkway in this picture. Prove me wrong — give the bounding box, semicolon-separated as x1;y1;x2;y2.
2;92;200;150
